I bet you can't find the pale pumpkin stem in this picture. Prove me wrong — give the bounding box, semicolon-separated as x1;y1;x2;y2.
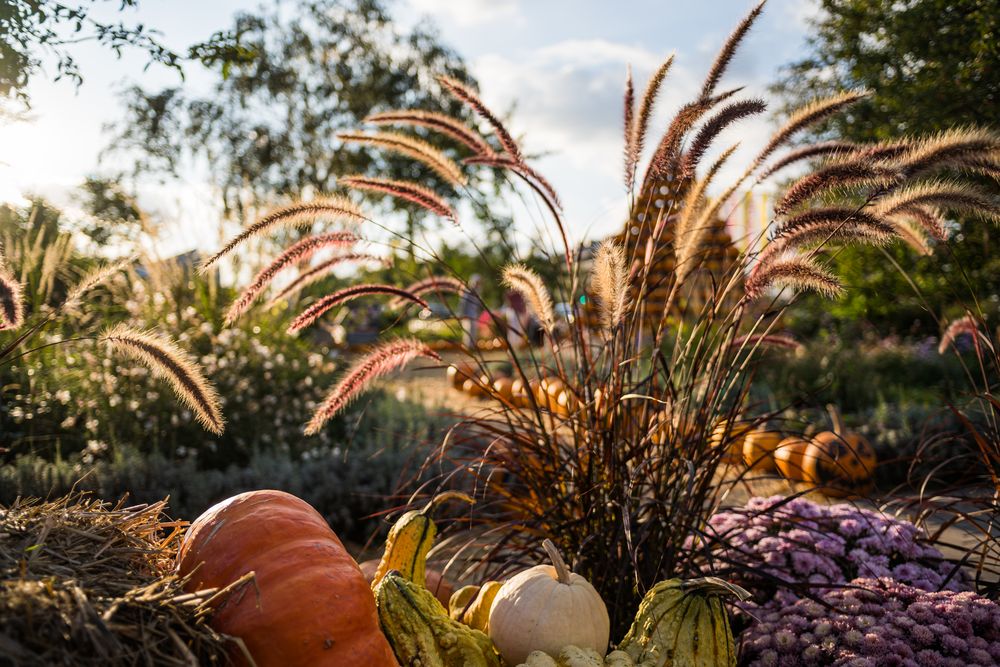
542;539;572;584
826;404;845;435
420;490;475;516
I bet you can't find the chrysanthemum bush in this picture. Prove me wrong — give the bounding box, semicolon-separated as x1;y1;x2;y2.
740;578;1000;667
699;496;965;610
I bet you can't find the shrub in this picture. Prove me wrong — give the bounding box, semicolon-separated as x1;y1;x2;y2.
699;496;964;610
741;578;1000;667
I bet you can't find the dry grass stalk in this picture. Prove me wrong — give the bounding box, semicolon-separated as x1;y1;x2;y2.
339;175;457;222
305;339;440;435
730;332;802;351
626;55;675;188
269;253;387;305
464;155;563;211
0;265;24;331
756;140;859;181
752;90;870;171
699;0;765;99
437;75;521;161
502;264;555;334
775;160;897;214
62;258;131;312
623;65;635;188
201;196;364;271
762;208;898;262
938;313;985;354
894;205;948;241
745;254;844;300
591;240;628;330
680;98;766;178
338;130;466;186
102;324;225;434
395;275;466;308
287;284;428;334
899;127;1000;179
224;231;359;325
874;181;1000;224
892;217;933;255
365;109;495;156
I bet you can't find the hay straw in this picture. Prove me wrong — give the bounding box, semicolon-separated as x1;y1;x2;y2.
0;493;236;666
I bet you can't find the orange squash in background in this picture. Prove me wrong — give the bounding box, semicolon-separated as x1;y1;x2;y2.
774;435;814;481
803;405;877;497
742;429;783;472
176;490;397;667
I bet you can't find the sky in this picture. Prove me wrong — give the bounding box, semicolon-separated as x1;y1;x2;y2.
0;0;820;257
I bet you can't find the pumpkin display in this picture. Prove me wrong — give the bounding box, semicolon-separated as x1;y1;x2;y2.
527;379;543;409
773;435;814;481
741;429;783;472
370;491;473;593
617;577;745;667
448;362;476;389
488;539;610;665
802;405;877;497
536;377;566;411
175;490;397;667
376;571;502;667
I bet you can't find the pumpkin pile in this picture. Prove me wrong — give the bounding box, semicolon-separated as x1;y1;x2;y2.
178;489;747;667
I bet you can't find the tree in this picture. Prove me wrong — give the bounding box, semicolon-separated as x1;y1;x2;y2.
0;0;248;107
773;0;1000;335
105;0;491;248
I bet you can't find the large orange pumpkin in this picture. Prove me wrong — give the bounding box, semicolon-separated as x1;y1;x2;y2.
176;490;397;667
742;429;783;472
773;435;814;481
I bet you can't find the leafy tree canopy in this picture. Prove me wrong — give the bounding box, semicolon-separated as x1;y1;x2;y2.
0;0;249;106
104;0;497;246
774;0;1000;335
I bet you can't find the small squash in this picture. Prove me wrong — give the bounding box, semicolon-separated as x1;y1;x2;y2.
742;429;783;472
450;584;482;620
448;362;476;389
493;377;515;402
773;435;814;481
176;490;396;667
370;491;474;593
555;389;577;417
489;539;610;665
376;571;502;667
511;378;530;407
462;580;503;633
710;419;754;463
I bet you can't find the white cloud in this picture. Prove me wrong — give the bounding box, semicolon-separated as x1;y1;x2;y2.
406;0;522;27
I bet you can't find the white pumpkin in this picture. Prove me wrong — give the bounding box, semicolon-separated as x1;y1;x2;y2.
489;539;611;665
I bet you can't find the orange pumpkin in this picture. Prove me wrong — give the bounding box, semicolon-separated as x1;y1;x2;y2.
511;378;530;407
742;429;783;472
803;406;877;497
710;419;754;463
463;375;490;398
176;490;396;667
555;389;576;417
773;435;814;481
447;362;476;389
493;377;515;402
537;377;565;411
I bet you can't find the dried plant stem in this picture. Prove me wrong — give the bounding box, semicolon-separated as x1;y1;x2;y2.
437;75;521;161
224;232;359;325
201;197;364;271
305;339;440;435
101;324;224;434
287;284;428;334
